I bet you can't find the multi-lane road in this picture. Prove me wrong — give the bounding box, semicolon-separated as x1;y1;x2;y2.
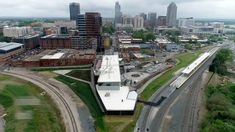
136;47;219;132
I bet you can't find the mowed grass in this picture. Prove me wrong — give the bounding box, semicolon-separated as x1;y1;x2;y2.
66;70;91;81
55;75;106;131
0;74;65;132
140;51;203;101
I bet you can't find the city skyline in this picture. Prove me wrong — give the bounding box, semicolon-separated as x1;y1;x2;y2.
0;0;235;19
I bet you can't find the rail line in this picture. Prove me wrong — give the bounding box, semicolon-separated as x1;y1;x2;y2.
1;71;79;132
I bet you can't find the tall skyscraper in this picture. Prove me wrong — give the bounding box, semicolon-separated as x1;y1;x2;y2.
140;13;147;21
115;2;122;25
166;2;177;27
69;2;80;21
76;12;102;50
148;12;157;28
157;16;167;27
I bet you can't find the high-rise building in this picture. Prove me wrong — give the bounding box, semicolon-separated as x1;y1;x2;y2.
85;12;102;37
140;13;147;21
157;16;167;27
166;2;177;27
77;14;86;36
115;2;122;25
148;12;157;28
69;2;80;21
133;15;144;31
122;15;133;26
178;17;194;28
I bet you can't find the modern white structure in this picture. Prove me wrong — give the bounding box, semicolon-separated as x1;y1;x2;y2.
181;25;220;35
178;17;194;28
166;2;177;27
133;15;144;31
122;15;133;27
3;26;33;38
95;55;137;114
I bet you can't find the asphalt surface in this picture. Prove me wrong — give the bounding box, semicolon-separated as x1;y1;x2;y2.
136;48;217;132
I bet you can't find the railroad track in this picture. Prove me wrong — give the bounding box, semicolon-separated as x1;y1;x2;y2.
2;71;79;132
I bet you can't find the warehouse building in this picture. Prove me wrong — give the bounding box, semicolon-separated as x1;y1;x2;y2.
40;34;72;49
11;49;96;67
0;42;24;62
13;34;40;49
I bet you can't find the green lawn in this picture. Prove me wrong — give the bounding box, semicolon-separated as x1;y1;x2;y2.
66;70;91;81
0;74;65;132
140;51;202;101
55;75;106;131
31;65;91;72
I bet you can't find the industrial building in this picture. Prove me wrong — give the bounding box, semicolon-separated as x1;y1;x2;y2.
40;34;72;49
13;34;40;49
0;42;24;62
12;49;96;67
94;55;137;114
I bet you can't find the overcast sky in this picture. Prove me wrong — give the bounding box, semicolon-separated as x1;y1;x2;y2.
0;0;235;19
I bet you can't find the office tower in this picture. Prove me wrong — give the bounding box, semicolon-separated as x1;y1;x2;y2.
178;17;194;28
157;16;167;27
115;2;122;25
148;12;157;28
77;14;86;36
133;15;144;30
69;2;80;21
166;2;177;27
140;13;147;21
85;12;102;37
85;12;102;51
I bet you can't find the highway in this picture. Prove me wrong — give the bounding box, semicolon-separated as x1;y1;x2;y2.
136;47;218;132
0;69;86;132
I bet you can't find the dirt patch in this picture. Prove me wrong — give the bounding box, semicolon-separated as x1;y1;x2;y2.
37;71;58;79
0;105;4;116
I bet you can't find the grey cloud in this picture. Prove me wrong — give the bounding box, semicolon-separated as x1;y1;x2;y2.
0;0;234;19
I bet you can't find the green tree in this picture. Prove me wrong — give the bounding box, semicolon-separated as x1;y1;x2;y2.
132;30;156;42
209;49;233;75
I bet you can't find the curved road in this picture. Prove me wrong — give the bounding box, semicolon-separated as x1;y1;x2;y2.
1;70;83;132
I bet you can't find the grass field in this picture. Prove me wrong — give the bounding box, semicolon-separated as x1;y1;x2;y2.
55;75;106;131
0;74;65;132
66;70;91;81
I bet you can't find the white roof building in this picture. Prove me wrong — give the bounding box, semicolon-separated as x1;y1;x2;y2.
0;42;24;53
41;52;64;60
96;55;137;111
